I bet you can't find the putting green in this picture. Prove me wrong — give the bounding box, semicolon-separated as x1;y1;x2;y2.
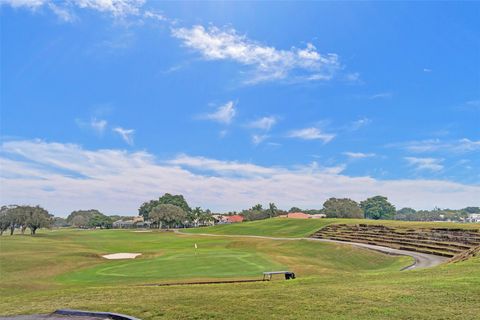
59;249;285;284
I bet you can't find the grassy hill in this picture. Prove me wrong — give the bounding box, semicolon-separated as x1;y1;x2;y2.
1;221;479;319
183;217;480;238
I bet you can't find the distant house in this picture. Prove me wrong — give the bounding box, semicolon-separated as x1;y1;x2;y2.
212;214;228;224
467;214;480;223
113;220;134;228
278;212;326;219
225;215;244;223
113;216;151;228
279;212;310;219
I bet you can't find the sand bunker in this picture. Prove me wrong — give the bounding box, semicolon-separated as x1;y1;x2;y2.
102;253;141;260
132;230;152;233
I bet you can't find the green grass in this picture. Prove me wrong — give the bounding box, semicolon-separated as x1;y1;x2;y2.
1;219;479;319
183;217;480;238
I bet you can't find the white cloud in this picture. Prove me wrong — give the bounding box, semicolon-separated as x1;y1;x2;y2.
343;152;376;159
113;127;134;145
1;0;48;9
73;0;144;17
90;118;108;134
47;2;75;21
252;134;268;145
1;0;146;19
369;92;393;100
248;116;277;131
287;127;335;143
76;117;108;135
395;138;480;154
171;25;340;84
423;68;432;72
169;154;276;177
350;117;371;131
1;140;479;215
345;72;360;82
202;101;236;124
405;157;444;172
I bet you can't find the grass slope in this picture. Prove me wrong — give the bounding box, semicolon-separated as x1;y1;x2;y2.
183;217;480;238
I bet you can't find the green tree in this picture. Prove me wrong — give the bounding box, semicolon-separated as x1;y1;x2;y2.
25;206;52;235
88;214;113;229
3;205;29;235
149;204;186;229
158;193;191;212
0;206;11;235
463;207;480;214
268;203;277;218
198;209;214;226
53;217;68;228
138;193;192;220
251;204;263;211
67;209;109;228
72;215;88;227
360;196;396;220
322;198;363;218
187;207;203;227
138;199;159;220
289;207;302;213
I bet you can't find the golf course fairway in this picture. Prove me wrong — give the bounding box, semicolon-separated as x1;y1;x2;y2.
1;219;479;319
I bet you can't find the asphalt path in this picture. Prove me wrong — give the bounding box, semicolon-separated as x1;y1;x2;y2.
174;230;448;270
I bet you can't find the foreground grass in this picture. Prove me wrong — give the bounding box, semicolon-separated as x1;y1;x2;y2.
183;217;480;238
1;221;479;319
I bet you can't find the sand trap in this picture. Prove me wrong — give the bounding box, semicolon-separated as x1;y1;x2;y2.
132;230;152;233
102;253;142;260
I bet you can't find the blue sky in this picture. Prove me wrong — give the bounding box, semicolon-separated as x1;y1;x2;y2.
1;1;479;216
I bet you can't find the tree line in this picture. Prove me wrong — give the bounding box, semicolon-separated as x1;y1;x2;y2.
2;195;477;236
225;196;396;221
394;206;479;222
0;205;53;235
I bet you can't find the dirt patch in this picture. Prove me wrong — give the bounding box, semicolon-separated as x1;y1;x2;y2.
102;253;141;260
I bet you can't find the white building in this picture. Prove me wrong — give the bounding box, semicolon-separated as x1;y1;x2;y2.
467;214;480;223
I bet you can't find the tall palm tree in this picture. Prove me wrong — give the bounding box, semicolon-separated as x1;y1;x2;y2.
268;203;277;218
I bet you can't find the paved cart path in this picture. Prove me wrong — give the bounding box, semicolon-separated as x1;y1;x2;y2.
174;230;448;270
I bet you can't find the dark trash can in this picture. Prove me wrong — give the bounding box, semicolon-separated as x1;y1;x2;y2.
285;272;296;280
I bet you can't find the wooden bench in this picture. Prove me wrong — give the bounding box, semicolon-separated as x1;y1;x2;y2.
263;271;296;281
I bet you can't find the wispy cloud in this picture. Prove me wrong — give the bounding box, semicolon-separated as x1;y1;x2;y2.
368;92;393;100
287;127;335;143
1;0;149;20
343;152;376;159
47;2;75;22
113;127;135;145
349;117;371;131
202;101;236;125
247;116;277;131
393;138;480;154
252;134;268;145
90;118;108;134
465;99;480;110
423;68;432;73
171;25;341;84
76;117;108;135
405;157;443;172
1;140;479;215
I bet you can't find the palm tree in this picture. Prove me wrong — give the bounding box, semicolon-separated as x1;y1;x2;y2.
268;203;277;218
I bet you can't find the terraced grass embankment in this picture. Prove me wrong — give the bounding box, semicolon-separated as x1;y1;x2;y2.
311;224;480;258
